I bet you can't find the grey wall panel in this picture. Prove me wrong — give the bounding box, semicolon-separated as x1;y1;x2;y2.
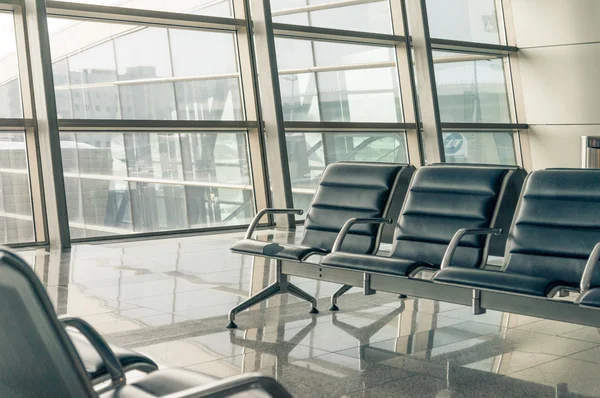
518;43;600;125
527;125;600;170
512;0;600;48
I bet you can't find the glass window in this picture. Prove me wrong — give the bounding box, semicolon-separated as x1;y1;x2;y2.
434;51;510;124
0;132;35;244
51;0;233;17
426;0;501;44
270;0;393;35
443;131;517;165
286;131;408;213
0;13;22;119
61;132;253;238
276;38;402;122
49;19;243;121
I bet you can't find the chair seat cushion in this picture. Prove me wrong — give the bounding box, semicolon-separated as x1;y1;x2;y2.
69;330;158;380
100;368;217;397
321;252;432;277
579;288;600;308
434;267;558;297
231;239;328;261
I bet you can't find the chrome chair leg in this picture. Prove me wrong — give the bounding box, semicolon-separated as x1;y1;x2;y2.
227;282;281;329
329;284;353;311
226;260;318;329
287;283;319;314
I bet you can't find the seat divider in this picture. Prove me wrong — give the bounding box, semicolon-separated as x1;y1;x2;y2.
472;289;486;315
363;273;376;295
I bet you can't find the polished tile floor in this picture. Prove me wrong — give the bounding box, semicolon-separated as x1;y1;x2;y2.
19;229;600;397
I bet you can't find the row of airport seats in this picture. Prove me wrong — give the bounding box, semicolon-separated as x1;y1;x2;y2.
228;162;600;330
0;249;291;397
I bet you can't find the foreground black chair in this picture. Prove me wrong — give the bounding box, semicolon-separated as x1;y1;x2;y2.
227;162;415;328
432;169;600;324
0;249;159;387
320;164;522;310
0;248;291;397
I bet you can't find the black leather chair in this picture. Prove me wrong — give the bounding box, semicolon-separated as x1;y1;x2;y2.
434;169;600;317
0;248;291;398
320;164;521;310
0;249;159;388
227;162;415;328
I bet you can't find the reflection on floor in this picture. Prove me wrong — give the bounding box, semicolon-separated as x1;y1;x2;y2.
20;229;600;397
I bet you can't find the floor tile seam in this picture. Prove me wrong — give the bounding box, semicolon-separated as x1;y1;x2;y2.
75;281;253;303
335;372;425;398
47;266;254;289
564;351;600;365
555;331;600;344
180;347;335;372
501;355;567;376
513;319;587;335
436;312;516;329
560;342;600;357
84;312;195;329
106;299;405;346
399;326;507;359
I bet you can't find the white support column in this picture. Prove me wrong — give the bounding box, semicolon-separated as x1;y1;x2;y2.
390;0;423;167
246;0;296;230
233;0;270;217
501;0;532;170
405;0;444;164
19;0;71;248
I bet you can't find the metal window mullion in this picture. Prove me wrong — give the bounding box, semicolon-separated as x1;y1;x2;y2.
500;0;531;170
13;8;47;243
233;0;270;219
45;1;244;31
246;0;295;229
390;0;423;167
18;1;72;248
405;0;444;164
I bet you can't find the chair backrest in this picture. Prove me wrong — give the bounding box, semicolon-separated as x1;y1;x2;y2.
504;169;600;288
0;250;94;397
391;164;518;268
300;162;415;254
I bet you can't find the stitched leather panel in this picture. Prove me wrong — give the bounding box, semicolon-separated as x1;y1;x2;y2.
434;267;555;297
391;166;511;268
505;169;600;288
301;163;411;254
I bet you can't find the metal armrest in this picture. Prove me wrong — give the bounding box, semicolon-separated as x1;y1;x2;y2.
580;242;600;293
60;317;126;393
332;217;393;253
244;208;303;239
163;373;292;398
440;228;502;270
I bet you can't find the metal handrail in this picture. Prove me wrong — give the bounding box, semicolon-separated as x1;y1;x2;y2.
244;208;303;239
60;317;126;393
332;217;392;252
579;242;600;293
439;228;502;270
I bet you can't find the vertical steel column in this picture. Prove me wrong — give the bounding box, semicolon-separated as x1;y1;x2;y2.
247;0;296;229
405;0;444;164
233;0;270;218
500;0;532;170
13;5;46;243
19;0;71;248
390;0;424;166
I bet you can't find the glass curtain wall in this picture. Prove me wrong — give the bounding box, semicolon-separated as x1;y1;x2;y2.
270;0;410;213
0;0;522;246
0;12;36;244
426;0;519;164
43;5;254;238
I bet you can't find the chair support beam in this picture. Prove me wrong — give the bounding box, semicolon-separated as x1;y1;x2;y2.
226;260;318;329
